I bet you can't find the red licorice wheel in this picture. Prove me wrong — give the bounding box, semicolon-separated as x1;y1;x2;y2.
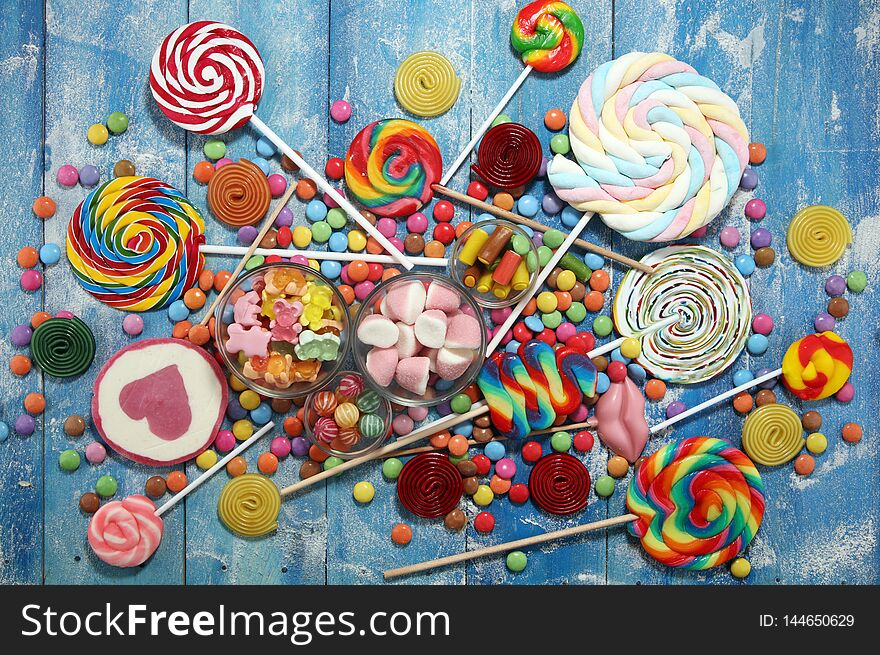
528;453;590;515
397;453;463;519
471;123;542;190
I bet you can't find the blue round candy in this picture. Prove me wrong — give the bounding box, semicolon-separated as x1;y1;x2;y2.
251;157;271;175
627;363;647;383
524;315;543;332
167;300;189;322
222;305;235;324
596;371;610;394
561;206;581;228
328;232;348;252
747;333;769;355
504;340;521;353
516;194;540;217
453;422;473;437
250;402;273;425
584;253;604;270
734;254;756;276
733;369;755;386
0;421;9;442
320;260;342;279
610;347;630;364
434;378;454;392
484;440;506;461
256;136;277;158
226;396;247;421
306;199;328;222
39;243;61;265
476;212;495;224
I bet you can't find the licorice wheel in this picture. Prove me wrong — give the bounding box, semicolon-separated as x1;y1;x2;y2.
528;453;591;515
31;317;96;378
396;453;463;519
471;122;542;190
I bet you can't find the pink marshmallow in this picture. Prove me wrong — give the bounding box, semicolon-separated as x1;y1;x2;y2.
425;282;461;313
379;296;397;321
422;347;439;373
395;322;420;358
444;313;482;350
395;356;430;395
357;314;399;348
436;347;474;381
365;347;399;387
414;309;448;349
384;281;426;325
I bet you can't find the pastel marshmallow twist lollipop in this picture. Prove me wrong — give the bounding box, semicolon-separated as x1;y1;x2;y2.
511;1;585;73
150;21;264;135
548;52;749;241
344;118;443;218
626;437;765;570
66;176;205;311
781;331;853;400
613;245;752;384
87;495;164;567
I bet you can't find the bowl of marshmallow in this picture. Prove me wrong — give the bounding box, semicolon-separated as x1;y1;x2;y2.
352;272;486;407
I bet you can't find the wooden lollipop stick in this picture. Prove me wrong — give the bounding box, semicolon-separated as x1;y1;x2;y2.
433;184;653;274
196;185;296;327
155;421;275;517
277;403;488;498
440;66;534;186
384;513;638;579
200;244;448;268
249;115;415;270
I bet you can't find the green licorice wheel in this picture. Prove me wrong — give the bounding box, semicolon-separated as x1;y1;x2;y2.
31;317;96;378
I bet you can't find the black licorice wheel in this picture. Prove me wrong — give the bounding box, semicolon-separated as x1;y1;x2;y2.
397;453;463;519
31;317;96;378
528;453;591;515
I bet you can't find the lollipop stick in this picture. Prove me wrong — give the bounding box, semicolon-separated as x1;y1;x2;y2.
249;114;415;270
277;404;488;498
200;244;448;267
485;212;592;357
155;421;275;518
384;513;638;579
197;186;296;327
649;367;783;434
432;184;652;274
440;65;533;186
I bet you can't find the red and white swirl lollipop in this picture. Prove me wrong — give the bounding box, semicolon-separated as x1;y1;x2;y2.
150;21;414;270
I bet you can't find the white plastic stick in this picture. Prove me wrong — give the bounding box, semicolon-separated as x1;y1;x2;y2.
649;367;783;434
485;211;593;357
440;65;534;186
154;421;275;518
249;114;415;270
200;244;448;267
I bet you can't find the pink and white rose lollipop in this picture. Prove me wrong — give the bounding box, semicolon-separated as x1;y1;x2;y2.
87;495;164;567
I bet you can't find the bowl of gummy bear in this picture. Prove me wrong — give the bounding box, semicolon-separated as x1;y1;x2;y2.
215;263;351;398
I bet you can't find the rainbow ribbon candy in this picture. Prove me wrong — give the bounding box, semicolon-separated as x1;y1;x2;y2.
499;352;535;439
477;354;515;437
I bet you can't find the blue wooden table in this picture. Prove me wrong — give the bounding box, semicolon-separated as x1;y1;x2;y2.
2;0;878;585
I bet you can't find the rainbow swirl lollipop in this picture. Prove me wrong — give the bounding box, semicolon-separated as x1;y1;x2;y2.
626;437;764;570
511;1;584;73
781;332;853;400
344;119;443;218
613;245;752;384
150;21;264;135
66;176;205;311
549;52;749;241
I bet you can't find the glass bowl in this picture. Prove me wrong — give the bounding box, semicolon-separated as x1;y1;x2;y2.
449;219;539;308
304;370;392;459
214;262;351;399
352;272;487;407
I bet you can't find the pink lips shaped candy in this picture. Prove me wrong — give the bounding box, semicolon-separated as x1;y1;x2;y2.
594;376;650;463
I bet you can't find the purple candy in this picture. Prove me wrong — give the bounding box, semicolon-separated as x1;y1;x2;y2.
814;311;836;332
744;198;766;221
531;233;544;247
740;167;758;190
237;225;259;245
755;367;778;389
541;192;564;214
665;400;687;419
719;226;740;248
275;207;293;227
16;414;36;436
290;436;310;457
538;156;550;178
11;325;32;347
79;164;101;188
824;275;846;297
750;228;772;249
436;401;452;417
226;397;247;421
